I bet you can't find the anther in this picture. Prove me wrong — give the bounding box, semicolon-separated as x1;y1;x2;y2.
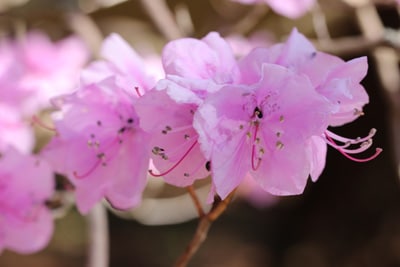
276;141;284;150
205;161;211;171
254;107;263;119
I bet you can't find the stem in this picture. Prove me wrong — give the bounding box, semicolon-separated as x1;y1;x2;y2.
87;204;109;267
174;190;236;267
140;0;183;40
187;186;205;217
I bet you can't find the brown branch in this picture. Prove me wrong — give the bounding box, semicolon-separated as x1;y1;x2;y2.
174;190;236;267
187;185;205;217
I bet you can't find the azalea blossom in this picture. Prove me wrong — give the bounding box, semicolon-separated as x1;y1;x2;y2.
0;147;54;254
137;32;239;187
42;78;151;214
194;63;331;199
238;28;381;180
232;0;316;19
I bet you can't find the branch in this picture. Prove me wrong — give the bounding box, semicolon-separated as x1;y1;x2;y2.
174;190;236;267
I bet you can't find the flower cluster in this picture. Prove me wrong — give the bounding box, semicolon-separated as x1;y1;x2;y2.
0;32;88;254
42;28;380;214
1;28;381;255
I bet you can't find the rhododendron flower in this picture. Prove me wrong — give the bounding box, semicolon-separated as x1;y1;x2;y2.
232;0;315;19
194;64;331;199
138;32;239;186
81;33;158;95
0;147;54;254
238;28;381;180
42;78;151;214
0;31;88;115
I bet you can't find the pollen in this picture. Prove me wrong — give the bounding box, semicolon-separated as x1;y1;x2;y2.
276;141;284;150
279;115;284;122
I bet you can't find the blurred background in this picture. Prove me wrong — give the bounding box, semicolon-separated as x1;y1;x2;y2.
0;0;400;266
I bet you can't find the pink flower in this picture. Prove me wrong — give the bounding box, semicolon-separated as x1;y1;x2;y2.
239;28;381;181
232;0;315;19
194;64;331;199
42;78;151;214
137;32;239;187
81;33;158;96
0;147;54;254
0;31;89;115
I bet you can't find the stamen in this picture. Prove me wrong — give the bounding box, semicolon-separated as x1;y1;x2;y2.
149;140;198;177
31;115;56;132
73;160;102;179
325;129;376;145
325;132;382;162
134;86;142;97
251;124;262;171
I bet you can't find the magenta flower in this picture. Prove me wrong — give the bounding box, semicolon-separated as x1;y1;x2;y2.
232;0;315;19
194;64;331;199
239;28;381;180
0;147;54;254
137;32;239;187
42;78;151;214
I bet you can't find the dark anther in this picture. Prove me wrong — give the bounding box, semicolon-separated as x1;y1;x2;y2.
205;161;211;171
118;127;126;134
127;118;134;124
254;107;263;119
310;51;317;58
97;120;102;126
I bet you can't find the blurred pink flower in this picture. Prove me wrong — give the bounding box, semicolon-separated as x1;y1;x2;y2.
0;147;54;254
0;104;34;154
81;33;158;96
232;0;315;19
237;174;278;209
0;31;89;115
42;78;151;214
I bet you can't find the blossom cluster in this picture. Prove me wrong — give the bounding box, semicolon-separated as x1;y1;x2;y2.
0;32;88;254
0;28;381;254
43;28;380;210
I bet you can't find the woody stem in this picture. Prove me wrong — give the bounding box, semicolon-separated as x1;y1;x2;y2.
174;190;236;267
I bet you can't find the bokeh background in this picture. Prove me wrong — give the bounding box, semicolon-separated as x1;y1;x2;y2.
0;0;400;266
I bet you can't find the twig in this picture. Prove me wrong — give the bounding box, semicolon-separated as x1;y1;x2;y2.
140;0;183;40
187;185;205;217
87;204;109;267
174;190;236;267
